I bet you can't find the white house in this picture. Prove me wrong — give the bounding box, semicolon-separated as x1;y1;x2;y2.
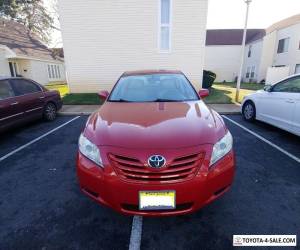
242;34;264;83
0;18;66;85
205;29;265;83
58;0;208;93
205;15;300;84
245;14;300;84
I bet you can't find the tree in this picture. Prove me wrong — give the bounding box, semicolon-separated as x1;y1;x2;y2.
0;0;54;44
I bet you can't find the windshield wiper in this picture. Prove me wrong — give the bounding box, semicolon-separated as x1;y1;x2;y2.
152;99;180;102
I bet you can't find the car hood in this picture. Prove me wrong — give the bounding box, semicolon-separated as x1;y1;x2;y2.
84;101;227;149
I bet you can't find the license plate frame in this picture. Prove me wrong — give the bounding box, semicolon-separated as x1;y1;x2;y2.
139;190;176;210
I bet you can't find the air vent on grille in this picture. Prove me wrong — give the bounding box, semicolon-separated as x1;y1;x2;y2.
109;152;205;183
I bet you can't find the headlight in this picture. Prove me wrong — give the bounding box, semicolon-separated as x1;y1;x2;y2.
79;134;103;167
210;131;233;166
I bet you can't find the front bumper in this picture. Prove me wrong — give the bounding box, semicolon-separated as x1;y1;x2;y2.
77;146;235;216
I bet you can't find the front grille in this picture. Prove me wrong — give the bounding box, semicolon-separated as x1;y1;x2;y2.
109;152;205;183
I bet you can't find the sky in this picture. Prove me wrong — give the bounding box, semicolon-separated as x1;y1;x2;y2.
49;0;300;47
207;0;300;29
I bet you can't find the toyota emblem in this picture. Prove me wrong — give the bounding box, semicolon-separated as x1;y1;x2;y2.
148;155;166;168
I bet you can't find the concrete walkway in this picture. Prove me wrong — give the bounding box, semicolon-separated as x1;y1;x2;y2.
58;105;100;115
59;103;241;116
208;104;241;115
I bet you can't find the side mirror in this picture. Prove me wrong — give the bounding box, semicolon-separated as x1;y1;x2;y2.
98;90;110;101
198;89;209;98
264;85;272;92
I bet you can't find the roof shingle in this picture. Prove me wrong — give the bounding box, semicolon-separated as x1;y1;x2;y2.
0;18;62;61
206;29;266;46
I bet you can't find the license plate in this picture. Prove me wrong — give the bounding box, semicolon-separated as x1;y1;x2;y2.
139;191;176;210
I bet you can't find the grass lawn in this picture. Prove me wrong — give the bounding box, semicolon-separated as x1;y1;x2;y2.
45;81;264;105
204;82;264;104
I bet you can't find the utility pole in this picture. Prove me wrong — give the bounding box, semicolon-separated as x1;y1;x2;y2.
235;0;252;102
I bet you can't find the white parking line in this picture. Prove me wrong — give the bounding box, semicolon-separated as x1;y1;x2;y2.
129;216;143;250
223;115;300;164
0;116;81;162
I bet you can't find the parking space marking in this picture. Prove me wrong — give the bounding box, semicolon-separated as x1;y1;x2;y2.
129;216;143;250
223;115;300;164
0;116;81;162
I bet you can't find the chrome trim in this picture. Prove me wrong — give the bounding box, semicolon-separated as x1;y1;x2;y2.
25;107;43;113
0;112;23;121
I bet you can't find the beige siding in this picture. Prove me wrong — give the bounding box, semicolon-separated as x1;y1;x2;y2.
29;60;50;85
205;45;241;82
27;60;66;85
59;0;208;93
17;59;32;79
0;48;10;77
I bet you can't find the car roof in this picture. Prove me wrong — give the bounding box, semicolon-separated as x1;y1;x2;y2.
122;69;183;77
0;77;43;87
0;76;26;81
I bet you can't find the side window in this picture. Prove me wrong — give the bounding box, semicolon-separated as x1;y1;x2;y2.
0;80;15;100
246;67;250;78
248;45;252;58
272;77;300;93
159;0;171;52
277;38;290;53
10;79;41;96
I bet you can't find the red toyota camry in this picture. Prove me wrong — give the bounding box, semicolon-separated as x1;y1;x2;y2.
77;70;235;216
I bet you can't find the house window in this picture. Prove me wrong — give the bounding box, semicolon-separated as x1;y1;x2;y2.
250;66;255;78
246;67;251;78
47;65;52;78
159;0;171;52
48;64;61;79
9;62;18;77
54;65;58;78
277;38;290;53
51;65;55;78
248;45;252;58
57;65;61;78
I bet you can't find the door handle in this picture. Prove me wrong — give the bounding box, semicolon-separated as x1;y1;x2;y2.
39;96;45;99
10;102;19;106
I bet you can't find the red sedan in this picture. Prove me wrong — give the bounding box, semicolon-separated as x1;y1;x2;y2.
77;70;235;216
0;77;62;133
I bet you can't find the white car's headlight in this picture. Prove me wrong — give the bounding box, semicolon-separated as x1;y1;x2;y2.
79;134;103;167
210;131;233;166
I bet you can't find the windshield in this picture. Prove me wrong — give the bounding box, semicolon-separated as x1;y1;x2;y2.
108;74;199;102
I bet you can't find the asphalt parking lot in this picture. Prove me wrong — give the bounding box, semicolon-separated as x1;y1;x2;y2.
0;115;299;250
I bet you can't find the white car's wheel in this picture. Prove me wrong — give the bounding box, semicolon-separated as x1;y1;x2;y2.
242;101;256;122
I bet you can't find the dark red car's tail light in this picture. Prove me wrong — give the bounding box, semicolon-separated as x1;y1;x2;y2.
109;152;205;183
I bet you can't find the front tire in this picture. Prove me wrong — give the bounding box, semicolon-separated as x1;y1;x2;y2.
44;102;57;121
242;101;256;122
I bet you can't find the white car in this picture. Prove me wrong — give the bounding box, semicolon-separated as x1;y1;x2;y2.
241;74;300;136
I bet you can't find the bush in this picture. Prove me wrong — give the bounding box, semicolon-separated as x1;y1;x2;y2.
202;70;216;89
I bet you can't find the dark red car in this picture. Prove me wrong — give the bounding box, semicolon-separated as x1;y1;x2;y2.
77;70;235;216
0;77;62;132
